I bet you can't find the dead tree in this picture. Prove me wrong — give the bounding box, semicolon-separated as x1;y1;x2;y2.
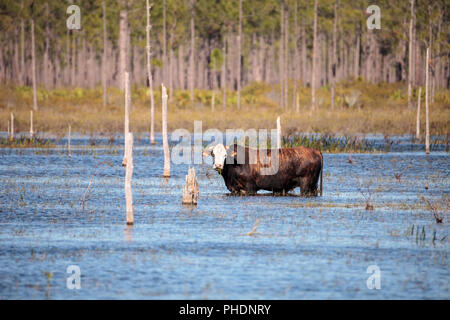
311;0;318;110
416;87;421;140
122;72;130;166
425;48;430;154
125;132;134;225
162;84;171;177
182;167;199;205
146;0;156;144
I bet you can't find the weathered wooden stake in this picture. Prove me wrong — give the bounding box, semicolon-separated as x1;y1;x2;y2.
162;83;171;177
416;87;421;140
425;48;430;154
125;132;134;225
277;116;281;149
68;125;71;158
122;72;130;166
7;120;10;141
10;113;14;140
182;167;199;205
30;110;34;139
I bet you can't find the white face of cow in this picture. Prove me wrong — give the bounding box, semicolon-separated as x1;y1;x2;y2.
211;144;227;171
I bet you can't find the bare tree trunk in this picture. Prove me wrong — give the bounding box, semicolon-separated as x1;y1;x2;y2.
279;2;284;108
43;2;50;89
277;116;281;149
31;18;38;111
102;1;107;106
125;132;134;225
118;9;128;90
301;19;306;84
222;35;227;109
425;48;430;154
416;87;421;140
284;0;289;109
71;33;76;87
163;0;167;86
178;44;185;89
292;0;298;109
331;0;338;110
237;0;242;109
146;0;156;144
162;84;171;177
311;0;318;110
408;0;415;108
354;29;360;79
30;110;34;139
20;0;25;85
189;0;195;105
10;113;14;140
122;72;131;166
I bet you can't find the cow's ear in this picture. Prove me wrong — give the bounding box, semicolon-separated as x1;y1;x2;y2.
202;151;210;157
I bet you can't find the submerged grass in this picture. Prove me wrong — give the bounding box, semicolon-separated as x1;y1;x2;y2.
0;135;54;148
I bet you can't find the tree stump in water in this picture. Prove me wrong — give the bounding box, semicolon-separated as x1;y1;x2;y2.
182;167;199;205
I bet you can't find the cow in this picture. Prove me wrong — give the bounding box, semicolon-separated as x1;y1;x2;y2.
203;143;323;196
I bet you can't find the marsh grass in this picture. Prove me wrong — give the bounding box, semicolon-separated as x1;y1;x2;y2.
0;81;448;137
0;135;54;148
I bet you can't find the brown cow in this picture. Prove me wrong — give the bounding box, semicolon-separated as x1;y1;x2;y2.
203;143;323;196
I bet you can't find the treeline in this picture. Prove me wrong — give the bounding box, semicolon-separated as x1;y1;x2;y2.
0;0;448;104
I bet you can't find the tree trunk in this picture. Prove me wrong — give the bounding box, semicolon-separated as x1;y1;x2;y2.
20;0;25;85
354;29;360;79
146;0;155;144
222;35;227;109
31;18;38;111
163;0;167;86
102;1;107;106
292;0;298;109
311;0;318;110
118;9;128;90
162;84;171;177
416;87;421;140
237;0;242;109
425;48;430;154
189;0;195;105
279;2;284;108
331;0;338;110
408;0;415;108
284;0;289;109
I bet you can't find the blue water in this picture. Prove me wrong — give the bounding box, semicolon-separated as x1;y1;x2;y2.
0;135;448;299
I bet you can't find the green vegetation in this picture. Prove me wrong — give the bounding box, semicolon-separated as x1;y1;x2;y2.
0;135;53;148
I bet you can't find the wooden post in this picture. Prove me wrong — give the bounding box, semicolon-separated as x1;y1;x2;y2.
146;0;156;145
125;132;134;225
68;125;71;158
30;110;34;139
277;116;281;149
122;72;130;166
416;87;421;140
162;84;171;177
425;48;430;154
182;167;199;205
10;113;14;140
7;120;10;141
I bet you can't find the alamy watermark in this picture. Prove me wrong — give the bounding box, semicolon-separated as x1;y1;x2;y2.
366;265;381;290
66;265;81;290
